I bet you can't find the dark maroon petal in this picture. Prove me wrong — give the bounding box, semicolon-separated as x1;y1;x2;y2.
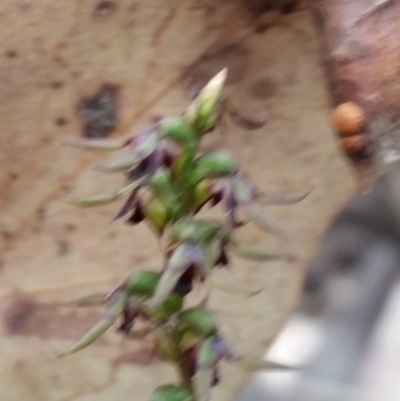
210;191;223;207
212;367;220;386
125;143;176;181
162;151;175;168
127;205;145;225
194;196;212;214
113;190;139;221
223;191;247;228
147;151;162;175
126;158;150;182
224;194;238;228
173;265;195;296
117;305;140;334
215;246;229;267
183;346;197;379
160;141;179;168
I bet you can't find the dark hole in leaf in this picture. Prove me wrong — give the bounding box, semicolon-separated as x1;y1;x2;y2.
77;84;119;138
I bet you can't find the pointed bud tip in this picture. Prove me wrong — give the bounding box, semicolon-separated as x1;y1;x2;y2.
57;350;70;359
214;68;228;84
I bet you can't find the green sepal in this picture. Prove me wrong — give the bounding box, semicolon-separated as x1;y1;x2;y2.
67;182;138;207
150;385;192;401
159;117;198;147
177;307;218;338
229;239;284;262
242;203;288;239
194;180;212;209
64;136;130;151
193;338;216;401
95;153;140;173
156;328;177;361
194;152;238;180
151;293;183;321
147;244;191;310
143;197;170;234
59;290;128;357
169;219;219;245
125;270;160;296
149;169;182;219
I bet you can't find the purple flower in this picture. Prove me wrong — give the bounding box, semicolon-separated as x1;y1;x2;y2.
197;174;292;238
117;303;141;334
112;186;147;223
147;243;209;310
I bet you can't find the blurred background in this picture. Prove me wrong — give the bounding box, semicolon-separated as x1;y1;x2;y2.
238;162;400;401
0;1;398;400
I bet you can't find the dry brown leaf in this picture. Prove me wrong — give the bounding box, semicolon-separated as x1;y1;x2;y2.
0;2;356;401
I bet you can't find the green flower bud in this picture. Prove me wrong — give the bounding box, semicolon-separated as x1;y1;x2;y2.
125;271;160;296
150;169;179;208
156;330;177;361
159;117;198;146
150;168;173;190
152;293;183;320
194;152;238;179
184;69;227;134
178;307;218;338
169;219;196;243
194;179;212;209
150;385;192;401
143;197;170;234
169;219;218;245
178;329;202;351
194;221;220;244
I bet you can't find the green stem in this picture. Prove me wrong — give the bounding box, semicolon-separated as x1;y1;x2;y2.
174;344;194;393
158;326;194;395
178;143;197;216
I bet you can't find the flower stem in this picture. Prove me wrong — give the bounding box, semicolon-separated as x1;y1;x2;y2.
157;326;195;396
172;334;194;393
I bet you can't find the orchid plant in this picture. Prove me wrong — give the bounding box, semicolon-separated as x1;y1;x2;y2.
62;69;308;401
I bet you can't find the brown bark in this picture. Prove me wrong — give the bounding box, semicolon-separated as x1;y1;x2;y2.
310;0;400;184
